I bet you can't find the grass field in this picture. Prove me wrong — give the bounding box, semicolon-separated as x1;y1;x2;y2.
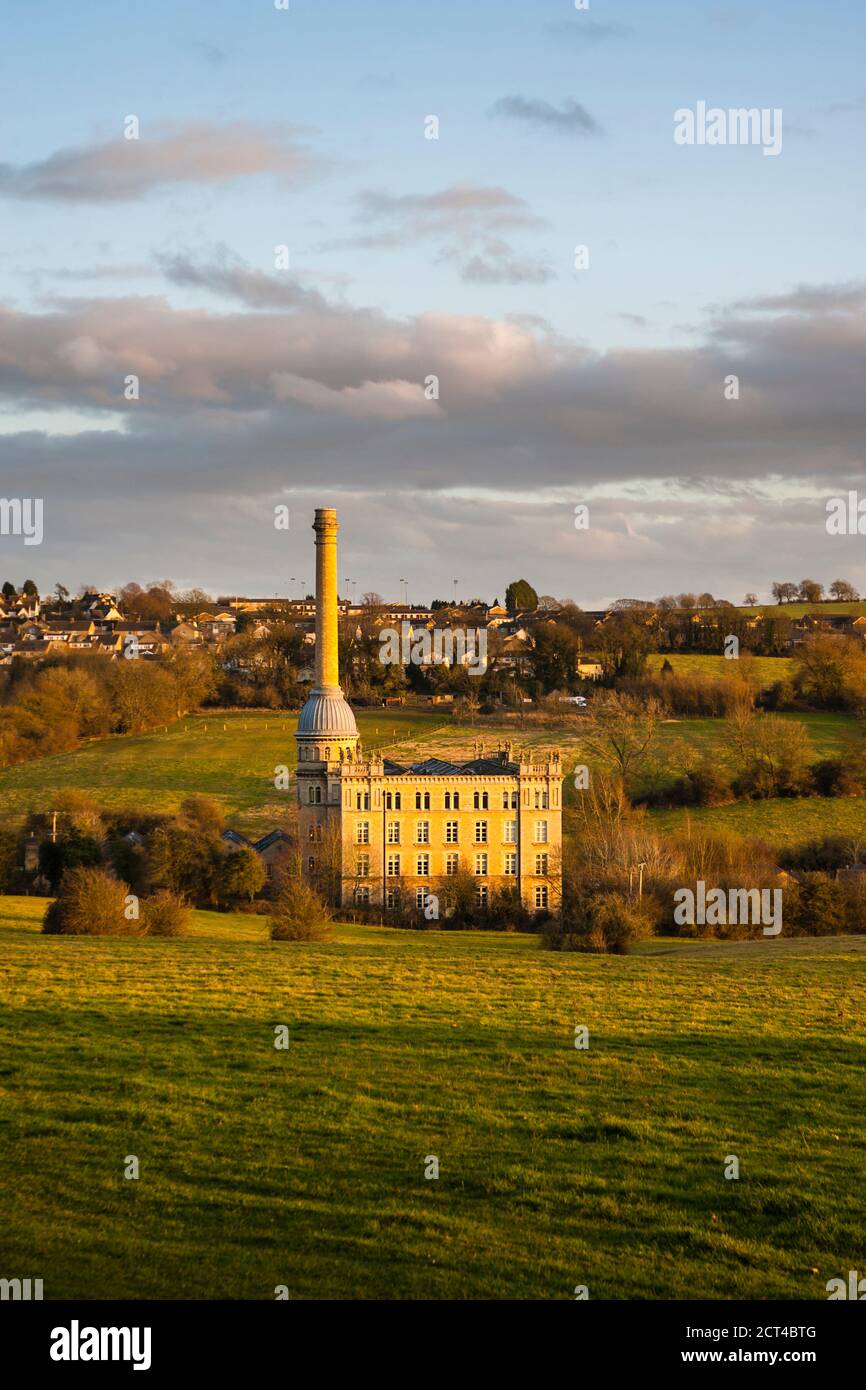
0;708;445;837
1;705;862;850
646;653;795;684
738;602;866;619
1;896;863;1300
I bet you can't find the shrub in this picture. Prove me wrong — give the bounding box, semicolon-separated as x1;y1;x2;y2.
811;758;864;797
42;865;137;936
543;890;654;954
141;889;190;937
269;876;332;942
786;874;849;936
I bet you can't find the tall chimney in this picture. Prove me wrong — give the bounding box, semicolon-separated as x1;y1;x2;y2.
313;508;340;692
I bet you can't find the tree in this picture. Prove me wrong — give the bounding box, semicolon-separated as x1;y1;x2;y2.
580;692;662;782
726;708;812;797
2;581;16;600
830;580;860;602
21;579;38;597
362;591;383;609
219;847;266;905
798;579;824;604
54;583;70;602
505;580;538;614
677;593;697;610
596;612;653;681
743;593;758;606
696;592;716;609
530;623;579;691
771;582;798;604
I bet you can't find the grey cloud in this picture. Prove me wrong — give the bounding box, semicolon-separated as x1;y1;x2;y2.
1;272;865;500
546;20;631;44
489;96;601;137
329;182;554;284
157;251;334;313
460;254;555;285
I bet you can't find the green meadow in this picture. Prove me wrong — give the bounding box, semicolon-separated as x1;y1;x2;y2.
1;896;863;1300
0;708;445;837
0;704;861;850
646;653;795;684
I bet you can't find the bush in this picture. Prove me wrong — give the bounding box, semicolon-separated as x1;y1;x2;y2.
269;876;332;942
141;889;190;937
543;890;654;954
42;865;137;936
786;874;849;936
810;758;864;797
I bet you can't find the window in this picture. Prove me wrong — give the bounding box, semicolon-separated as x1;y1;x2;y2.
308;786;321;805
445;821;458;843
474;821;488;843
394;792;402;810
535;853;548;877
354;885;371;904
308;823;323;842
504;820;517;844
535;885;549;910
535;821;548;843
445;853;459;876
385;888;398;909
356;822;370;845
385;791;402;810
534;789;549;809
503;790;518;810
387;854;401;877
475;853;488;876
475;884;489;907
416;853;430;876
415;791;430;810
387;821;401;844
473;790;489;810
356;791;370;810
445;790;460;810
356;854;370;877
417;821;430;844
308;856;316;872
415;887;430;910
504;852;517;876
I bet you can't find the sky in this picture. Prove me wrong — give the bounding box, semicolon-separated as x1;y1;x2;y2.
1;0;865;608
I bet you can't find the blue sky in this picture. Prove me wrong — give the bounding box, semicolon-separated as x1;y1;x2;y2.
1;0;865;605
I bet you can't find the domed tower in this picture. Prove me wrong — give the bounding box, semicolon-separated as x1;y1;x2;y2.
296;510;359;854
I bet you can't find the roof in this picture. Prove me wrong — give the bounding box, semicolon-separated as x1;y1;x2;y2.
383;755;519;777
253;830;290;852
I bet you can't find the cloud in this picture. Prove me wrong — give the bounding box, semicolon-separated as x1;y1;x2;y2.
326;182;554;284
489;95;601;137
0;121;326;202
460;252;555;285
2;267;865;503
191;39;229;65
729;282;866;315
157;250;334;313
546;20;631;44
